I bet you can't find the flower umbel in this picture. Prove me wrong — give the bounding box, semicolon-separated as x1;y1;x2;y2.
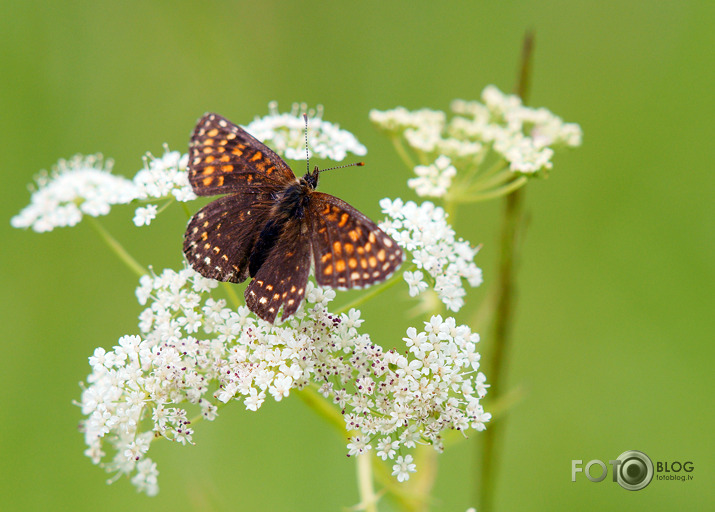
11;154;137;232
80;266;488;494
244;102;367;162
371;85;582;202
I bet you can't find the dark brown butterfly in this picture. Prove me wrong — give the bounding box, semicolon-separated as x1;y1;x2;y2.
183;113;404;323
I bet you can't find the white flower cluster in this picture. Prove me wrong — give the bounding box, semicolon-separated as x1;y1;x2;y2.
244;102;367;162
341;314;490;482
132;145;194;226
10;154;136;232
408;155;457;197
379;199;482;311
11;145;196;231
80;263;488;494
371;84;582;177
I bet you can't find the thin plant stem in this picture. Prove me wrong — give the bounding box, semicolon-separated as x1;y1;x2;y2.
479;187;524;512
156;197;175;215
334;269;406;315
294;385;346;434
221;282;242;309
357;452;378;512
390;135;417;170
88;217;146;277
466;167;513;194
478;30;534;512
459;176;528;203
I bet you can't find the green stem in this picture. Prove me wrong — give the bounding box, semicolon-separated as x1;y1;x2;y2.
479;187;524;512
156;198;175;215
334;269;407;315
390;136;417;170
466;167;513;194
294;385;346;434
88;217;146;277
447;158;506;202
478;29;535;512
221;282;242;309
458;176;528;203
357;453;378;512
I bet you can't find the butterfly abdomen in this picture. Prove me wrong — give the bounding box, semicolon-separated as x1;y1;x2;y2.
248;183;312;277
249;219;283;277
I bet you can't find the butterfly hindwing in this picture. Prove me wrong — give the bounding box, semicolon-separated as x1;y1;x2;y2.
183;193;273;283
307;192;404;289
244;218;312;323
188;113;296;196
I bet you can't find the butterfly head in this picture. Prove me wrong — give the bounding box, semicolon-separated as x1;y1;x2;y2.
302;166;321;190
301;162;365;191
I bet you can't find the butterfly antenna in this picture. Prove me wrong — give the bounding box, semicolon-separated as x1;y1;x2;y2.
303;113;310;176
318;161;365;173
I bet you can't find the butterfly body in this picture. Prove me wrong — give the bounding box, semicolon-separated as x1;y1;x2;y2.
184;113;403;323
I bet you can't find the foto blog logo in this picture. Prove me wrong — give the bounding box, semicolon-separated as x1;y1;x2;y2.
572;450;654;491
571;450;695;491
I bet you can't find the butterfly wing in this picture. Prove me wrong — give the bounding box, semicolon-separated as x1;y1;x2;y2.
188;113;296;196
244;218;312;323
183;193;273;283
307;192;404;289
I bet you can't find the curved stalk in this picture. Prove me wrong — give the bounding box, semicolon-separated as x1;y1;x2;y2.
89;217;146;277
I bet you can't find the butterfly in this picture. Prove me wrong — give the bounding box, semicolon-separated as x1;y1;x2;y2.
183;113;404;323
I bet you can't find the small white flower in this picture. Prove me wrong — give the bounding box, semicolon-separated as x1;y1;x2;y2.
403;270;428;297
347;436;372;456
130;458;159;496
392;454;417;482
133;204;158;227
408;155;457;198
376;436;399;460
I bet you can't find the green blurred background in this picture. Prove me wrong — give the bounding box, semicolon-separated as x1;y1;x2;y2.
1;1;712;511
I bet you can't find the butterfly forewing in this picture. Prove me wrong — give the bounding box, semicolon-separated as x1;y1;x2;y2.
183;193;273;283
244;218;312;323
308;192;404;289
189;113;296;196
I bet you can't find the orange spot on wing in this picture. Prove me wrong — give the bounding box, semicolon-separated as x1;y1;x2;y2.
336;260;346;272
338;213;349;227
348;228;362;242
250;151;263;161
